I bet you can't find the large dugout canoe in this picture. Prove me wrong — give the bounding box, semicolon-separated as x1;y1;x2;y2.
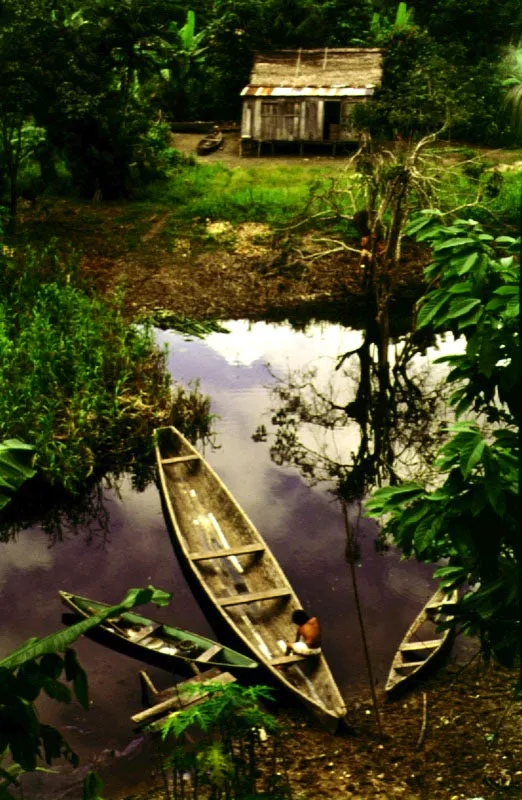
154;426;347;730
385;588;458;697
60;591;258;674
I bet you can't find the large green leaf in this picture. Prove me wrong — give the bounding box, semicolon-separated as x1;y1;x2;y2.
0;439;36;510
446;297;481;320
0;586;171;670
83;769;104;800
433;237;477;251
416;290;450;329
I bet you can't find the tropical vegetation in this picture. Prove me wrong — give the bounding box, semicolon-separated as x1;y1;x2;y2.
157;682;290;800
0;586;171;800
0;241;174;494
1;0;521;797
2;0;522;219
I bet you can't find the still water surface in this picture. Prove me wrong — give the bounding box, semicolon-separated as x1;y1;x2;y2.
1;320;449;795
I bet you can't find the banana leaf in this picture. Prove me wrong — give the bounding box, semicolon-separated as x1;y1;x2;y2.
0;439;36;510
0;586;171;670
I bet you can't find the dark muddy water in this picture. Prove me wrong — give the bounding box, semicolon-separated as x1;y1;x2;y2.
1;320;461;798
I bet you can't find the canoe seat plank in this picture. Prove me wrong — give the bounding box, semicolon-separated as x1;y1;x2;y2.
196;643;223;663
128;624;162;643
106;619;129;637
395;660;426;670
162;455;200;464
271;654;307;666
132;669;231;724
217;589;291;607
400;639;442;651
141;673;237;731
191;544;265;561
86;608;127;637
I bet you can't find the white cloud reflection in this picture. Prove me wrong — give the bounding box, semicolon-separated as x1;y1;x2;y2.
204;320;363;371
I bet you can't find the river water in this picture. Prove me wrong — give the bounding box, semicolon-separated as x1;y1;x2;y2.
1;319;455;797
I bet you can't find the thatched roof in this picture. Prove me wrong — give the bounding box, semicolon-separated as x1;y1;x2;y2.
249;48;382;89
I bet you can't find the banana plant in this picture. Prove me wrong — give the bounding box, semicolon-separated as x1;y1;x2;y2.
163;10;207;85
370;2;414;44
394;1;413;29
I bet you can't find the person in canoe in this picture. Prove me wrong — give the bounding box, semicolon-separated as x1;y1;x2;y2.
285;609;322;656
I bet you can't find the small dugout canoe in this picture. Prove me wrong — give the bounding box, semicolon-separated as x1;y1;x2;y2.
196;129;223;155
385;587;458;697
59;591;258;674
154;426;347;731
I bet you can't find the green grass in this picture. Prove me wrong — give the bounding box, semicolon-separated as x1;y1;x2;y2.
435;165;522;230
138;161;343;225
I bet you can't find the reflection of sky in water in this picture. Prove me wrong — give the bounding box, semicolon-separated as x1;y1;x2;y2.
156;320;440;674
1;320;465;793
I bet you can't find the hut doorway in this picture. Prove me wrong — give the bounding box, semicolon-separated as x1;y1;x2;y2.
323;101;341;141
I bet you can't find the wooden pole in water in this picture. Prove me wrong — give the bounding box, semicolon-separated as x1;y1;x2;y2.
341;499;384;738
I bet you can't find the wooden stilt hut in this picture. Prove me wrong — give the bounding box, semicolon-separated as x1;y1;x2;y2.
240;48;382;156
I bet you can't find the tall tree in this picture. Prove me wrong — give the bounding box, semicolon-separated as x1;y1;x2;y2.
411;0;522;62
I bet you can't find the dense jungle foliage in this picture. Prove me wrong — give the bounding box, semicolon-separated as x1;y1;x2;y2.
0;1;520;798
0;242;174;493
1;0;522;213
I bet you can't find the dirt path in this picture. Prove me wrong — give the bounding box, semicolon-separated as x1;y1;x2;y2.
171;130;359;168
173;130;522;171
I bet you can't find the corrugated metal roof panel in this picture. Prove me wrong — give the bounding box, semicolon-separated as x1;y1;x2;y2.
240;85;375;97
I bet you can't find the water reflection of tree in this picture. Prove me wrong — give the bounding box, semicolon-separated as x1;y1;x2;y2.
0;382;214;544
0;476;112;545
258;322;452;502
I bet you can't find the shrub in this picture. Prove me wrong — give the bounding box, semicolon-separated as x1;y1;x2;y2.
0;243;172;492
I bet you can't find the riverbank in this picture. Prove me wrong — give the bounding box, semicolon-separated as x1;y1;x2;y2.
17;195;428;324
15;139;521;324
90;655;521;800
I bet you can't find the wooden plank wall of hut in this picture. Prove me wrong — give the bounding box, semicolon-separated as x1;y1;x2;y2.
241;101;253;138
303;99;322;140
257;100;302;141
250;98;323;142
241;96;367;152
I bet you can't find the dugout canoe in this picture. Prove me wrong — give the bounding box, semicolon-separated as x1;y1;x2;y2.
196;129;223;154
385;587;458;697
59;591;258;674
154;426;347;730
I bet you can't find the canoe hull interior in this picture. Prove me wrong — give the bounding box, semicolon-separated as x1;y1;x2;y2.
385;588;458;698
59;591;258;676
154;426;347;728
